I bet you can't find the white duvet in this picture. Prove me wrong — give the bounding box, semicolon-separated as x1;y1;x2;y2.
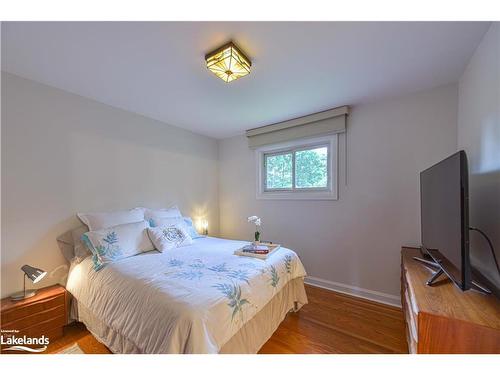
66;236;307;353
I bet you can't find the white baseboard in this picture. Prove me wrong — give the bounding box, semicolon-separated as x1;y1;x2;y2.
304;276;401;308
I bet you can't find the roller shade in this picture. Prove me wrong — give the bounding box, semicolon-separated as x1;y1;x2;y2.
246;106;349;148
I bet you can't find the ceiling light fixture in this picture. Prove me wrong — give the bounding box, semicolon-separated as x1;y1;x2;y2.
205;41;251;83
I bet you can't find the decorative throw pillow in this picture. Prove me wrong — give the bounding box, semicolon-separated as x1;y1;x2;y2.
149;216;183;228
149;216;203;239
147;222;193;252
182;217;204;239
82;220;154;270
77;207;145;231
144;206;182;227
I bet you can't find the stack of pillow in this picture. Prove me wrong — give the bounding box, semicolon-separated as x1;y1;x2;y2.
72;206;203;270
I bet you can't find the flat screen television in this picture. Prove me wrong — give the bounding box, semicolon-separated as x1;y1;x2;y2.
420;150;471;291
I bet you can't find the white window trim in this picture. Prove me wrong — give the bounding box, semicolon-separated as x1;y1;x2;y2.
256;135;338;200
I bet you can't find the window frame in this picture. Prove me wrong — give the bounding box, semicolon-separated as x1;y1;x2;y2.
256;135;338;200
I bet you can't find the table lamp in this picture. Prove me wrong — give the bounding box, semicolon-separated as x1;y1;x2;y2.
10;264;47;301
201;220;208;236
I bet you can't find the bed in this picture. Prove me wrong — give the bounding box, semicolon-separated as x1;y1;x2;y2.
65;236;308;354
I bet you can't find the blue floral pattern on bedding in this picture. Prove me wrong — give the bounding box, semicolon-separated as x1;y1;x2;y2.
226;269;250;284
208;263;230;273
161;249;298;322
269;265;280;288
168;259;184;267
284;255;293;274
212;283;250;321
173;270;204;280
82;231;123;271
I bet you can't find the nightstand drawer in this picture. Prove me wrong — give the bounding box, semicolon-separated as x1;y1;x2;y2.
1;304;65;331
1;285;68;347
0;314;66;345
1;294;65;324
17;314;67;339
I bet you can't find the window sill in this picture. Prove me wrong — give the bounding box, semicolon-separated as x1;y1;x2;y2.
256;190;338;200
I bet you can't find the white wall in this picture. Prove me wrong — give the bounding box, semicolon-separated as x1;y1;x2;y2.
4;45;490;304
218;84;458;302
457;23;500;291
1;72;219;298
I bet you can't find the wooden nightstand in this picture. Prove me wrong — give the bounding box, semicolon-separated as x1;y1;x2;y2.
1;285;68;345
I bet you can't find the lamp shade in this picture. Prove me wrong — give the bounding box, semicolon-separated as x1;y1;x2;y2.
205;42;251;83
21;264;47;284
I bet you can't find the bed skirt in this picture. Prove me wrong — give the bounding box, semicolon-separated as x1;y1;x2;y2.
71;277;308;354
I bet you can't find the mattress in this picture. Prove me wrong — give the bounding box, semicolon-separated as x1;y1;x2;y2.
66;236;308;353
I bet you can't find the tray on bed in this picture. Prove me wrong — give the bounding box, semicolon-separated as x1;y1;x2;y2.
233;243;281;259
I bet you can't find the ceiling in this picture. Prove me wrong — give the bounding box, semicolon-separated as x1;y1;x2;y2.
1;22;490;139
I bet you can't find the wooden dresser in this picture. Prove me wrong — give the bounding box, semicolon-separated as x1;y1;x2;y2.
1;285;68;346
401;247;500;353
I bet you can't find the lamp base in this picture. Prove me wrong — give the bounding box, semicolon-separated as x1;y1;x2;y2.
10;289;37;301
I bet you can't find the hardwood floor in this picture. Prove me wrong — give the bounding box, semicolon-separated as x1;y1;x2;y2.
259;285;407;353
46;284;408;354
45;323;111;354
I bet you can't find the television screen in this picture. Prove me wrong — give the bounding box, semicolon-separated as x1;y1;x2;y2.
420;150;470;290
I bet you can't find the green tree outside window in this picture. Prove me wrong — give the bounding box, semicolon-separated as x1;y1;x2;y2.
265;146;328;190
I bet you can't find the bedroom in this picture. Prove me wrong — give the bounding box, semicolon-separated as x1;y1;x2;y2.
1;1;499;372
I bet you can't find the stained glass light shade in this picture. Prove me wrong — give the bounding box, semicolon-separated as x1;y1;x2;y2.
205;42;251;83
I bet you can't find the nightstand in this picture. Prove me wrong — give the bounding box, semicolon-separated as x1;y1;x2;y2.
1;285;68;344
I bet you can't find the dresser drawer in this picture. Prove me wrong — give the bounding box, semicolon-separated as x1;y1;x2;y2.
1;294;65;324
0;315;66;350
18;314;67;338
403;288;418;343
1;304;65;331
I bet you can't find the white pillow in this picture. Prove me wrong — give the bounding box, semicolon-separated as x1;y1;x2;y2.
82;220;154;270
77;207;145;231
150;216;184;227
56;226;92;263
150;216;204;239
72;226;92;261
147;222;193;252
182;217;204;239
144;206;182;226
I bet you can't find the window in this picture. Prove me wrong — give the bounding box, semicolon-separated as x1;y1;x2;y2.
264;145;329;190
256;135;338;200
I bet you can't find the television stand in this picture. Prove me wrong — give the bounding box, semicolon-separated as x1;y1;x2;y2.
412;256;491;294
402;248;500;353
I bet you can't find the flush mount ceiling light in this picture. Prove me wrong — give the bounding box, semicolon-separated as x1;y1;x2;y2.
205;41;251;83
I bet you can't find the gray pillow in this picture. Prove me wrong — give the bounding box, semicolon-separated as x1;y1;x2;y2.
56;225;91;263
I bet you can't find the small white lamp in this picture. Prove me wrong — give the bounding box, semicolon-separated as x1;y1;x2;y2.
10;264;47;301
201;220;209;236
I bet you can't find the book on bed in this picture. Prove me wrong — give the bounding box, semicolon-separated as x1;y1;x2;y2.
234;243;281;259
